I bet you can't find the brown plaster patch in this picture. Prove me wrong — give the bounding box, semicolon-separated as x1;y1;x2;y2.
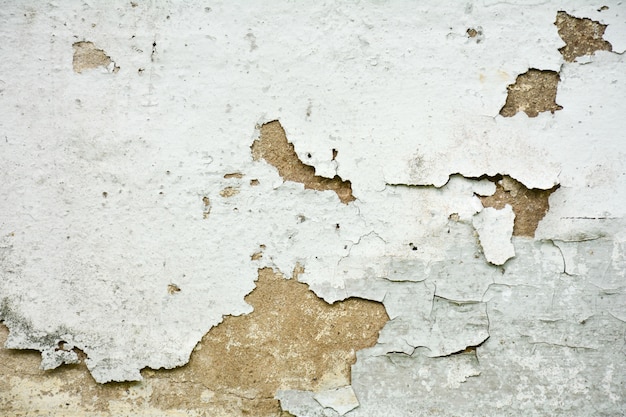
555;11;612;62
0;268;387;416
202;196;211;218
499;69;562;118
479;175;559;237
251;121;356;204
220;186;240;198
224;172;243;179
72;41;119;73
146;267;387;414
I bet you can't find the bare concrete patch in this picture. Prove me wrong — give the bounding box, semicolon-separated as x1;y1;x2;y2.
479;175;559;237
499;69;562;117
555;11;612;62
72;41;119;73
251;121;356;204
0;268;387;416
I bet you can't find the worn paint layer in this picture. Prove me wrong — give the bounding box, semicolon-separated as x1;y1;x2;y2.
0;268;387;417
1;1;626;416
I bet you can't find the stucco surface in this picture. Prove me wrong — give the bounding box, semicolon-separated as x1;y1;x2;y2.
1;1;625;416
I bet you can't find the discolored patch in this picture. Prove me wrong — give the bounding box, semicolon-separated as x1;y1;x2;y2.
499;69;562;118
224;172;243;179
478;175;559;237
251;121;356;204
0;268;387;417
72;41;119;73
219;186;240;198
555;11;612;62
146;267;388;415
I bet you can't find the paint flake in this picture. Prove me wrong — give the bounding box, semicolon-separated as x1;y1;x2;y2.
1;1;626;416
313;386;359;416
472;206;516;265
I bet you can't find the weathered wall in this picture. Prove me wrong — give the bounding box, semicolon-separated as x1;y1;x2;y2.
1;1;625;416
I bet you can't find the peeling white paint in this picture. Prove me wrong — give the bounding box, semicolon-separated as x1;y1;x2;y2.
472;205;516;265
1;0;626;415
313;386;359;416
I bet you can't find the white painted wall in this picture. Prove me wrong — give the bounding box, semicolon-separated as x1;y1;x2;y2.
1;1;625;415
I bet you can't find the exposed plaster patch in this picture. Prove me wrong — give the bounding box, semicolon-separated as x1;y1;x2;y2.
555;11;613;62
499;69;562;118
251;121;356;204
0;267;387;416
224;172;243;179
219;186;240;198
201;196;211;219
145;267;387;415
72;41;119;74
466;27;484;43
479;175;559;237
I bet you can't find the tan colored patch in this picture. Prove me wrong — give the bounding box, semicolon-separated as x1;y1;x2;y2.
0;326;137;415
220;186;240;198
146;267;387;414
167;284;181;294
202;196;211;219
0;268;387;416
499;69;562;118
251;121;356;204
555;11;612;62
72;41;119;73
479;176;559;237
224;172;243;179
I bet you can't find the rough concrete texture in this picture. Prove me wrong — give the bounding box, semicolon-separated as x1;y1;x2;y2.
555;11;613;62
1;1;626;416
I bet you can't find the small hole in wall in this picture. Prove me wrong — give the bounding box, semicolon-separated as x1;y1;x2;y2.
335;223;340;229
167;284;181;294
55;341;69;351
409;242;417;251
307;153;312;158
332;149;338;160
102;191;108;198
250;179;260;186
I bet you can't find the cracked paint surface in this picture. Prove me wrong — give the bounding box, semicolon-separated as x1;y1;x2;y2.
1;1;626;416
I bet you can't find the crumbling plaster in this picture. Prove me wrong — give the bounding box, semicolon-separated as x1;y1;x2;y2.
1;1;625;416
